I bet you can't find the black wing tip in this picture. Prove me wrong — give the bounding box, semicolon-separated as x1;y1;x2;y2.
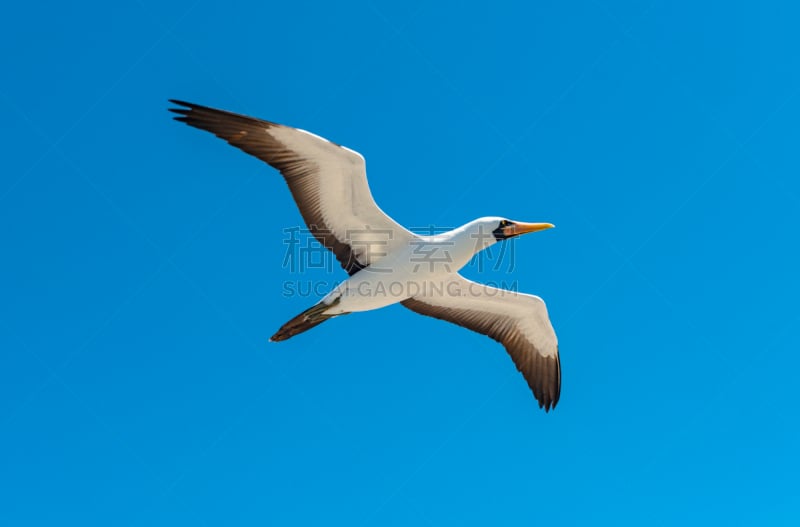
533;353;560;413
167;99;277;131
168;98;194;108
168;99;210;116
537;395;557;412
168;100;195;122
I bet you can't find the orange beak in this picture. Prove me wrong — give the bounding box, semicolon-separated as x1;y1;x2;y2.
504;222;555;237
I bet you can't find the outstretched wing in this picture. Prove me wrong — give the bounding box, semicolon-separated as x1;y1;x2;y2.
402;275;560;411
170;100;414;275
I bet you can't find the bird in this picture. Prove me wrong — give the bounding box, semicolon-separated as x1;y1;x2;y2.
169;100;561;411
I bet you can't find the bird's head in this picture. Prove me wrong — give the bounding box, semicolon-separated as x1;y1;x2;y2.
490;218;555;241
456;217;555;257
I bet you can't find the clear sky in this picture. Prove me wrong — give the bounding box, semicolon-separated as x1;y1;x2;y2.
2;1;799;525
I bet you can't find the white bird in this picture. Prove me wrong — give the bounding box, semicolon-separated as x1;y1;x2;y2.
170;100;561;411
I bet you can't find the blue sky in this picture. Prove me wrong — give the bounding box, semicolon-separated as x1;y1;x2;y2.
2;1;799;525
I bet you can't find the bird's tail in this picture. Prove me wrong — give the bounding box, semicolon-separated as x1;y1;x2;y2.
269;300;343;342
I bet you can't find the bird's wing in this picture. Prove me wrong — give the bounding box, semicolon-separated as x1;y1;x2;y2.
401;275;560;411
169;100;414;275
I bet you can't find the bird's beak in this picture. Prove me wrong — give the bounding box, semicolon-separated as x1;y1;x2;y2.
505;222;555;237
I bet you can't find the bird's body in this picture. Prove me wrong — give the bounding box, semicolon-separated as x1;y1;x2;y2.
319;219;498;314
170;100;562;411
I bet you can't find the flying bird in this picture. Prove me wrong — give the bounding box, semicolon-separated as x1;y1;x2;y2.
169;100;561;411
